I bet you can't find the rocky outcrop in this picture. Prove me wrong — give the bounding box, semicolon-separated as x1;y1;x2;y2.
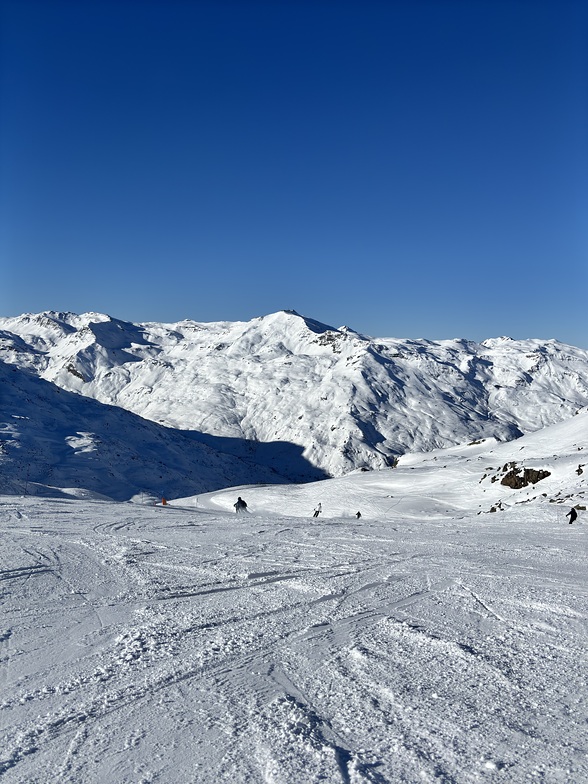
500;467;551;489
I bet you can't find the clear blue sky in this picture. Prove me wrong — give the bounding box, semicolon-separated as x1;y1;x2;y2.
1;0;586;346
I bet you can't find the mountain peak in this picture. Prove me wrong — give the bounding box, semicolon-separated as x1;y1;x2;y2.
258;310;339;335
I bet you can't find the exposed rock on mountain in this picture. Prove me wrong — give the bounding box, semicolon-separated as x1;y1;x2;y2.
500;466;552;489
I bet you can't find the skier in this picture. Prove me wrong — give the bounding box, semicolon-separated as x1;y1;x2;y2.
356;511;361;519
234;497;248;513
566;507;578;524
313;503;322;518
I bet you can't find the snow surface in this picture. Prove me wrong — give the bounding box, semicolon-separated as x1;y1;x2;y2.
2;310;587;479
1;414;586;783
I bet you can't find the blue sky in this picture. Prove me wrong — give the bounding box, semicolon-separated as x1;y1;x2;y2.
1;0;586;346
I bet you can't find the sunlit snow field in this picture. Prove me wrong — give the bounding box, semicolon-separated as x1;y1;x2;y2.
1;416;586;783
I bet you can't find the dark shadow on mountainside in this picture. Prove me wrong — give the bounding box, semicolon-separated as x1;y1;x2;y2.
0;361;329;501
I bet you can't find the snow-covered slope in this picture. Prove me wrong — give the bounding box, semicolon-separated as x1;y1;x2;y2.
1;310;587;479
179;408;588;519
0;422;586;782
0;360;322;501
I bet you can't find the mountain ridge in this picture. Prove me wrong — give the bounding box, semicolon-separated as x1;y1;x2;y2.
1;309;587;482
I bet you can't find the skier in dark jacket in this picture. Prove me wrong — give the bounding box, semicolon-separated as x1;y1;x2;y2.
234;497;247;513
566;507;578;524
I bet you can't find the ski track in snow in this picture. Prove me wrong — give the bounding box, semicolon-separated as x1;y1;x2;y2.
0;496;586;783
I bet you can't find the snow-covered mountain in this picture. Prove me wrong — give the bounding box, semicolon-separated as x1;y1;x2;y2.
1;310;587;482
2;313;586;781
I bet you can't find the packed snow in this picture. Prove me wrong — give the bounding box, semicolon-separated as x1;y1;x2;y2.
1;414;586;783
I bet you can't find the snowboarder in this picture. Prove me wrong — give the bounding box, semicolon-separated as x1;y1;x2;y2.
313;503;322;518
356;511;361;519
234;497;248;513
566;507;578;524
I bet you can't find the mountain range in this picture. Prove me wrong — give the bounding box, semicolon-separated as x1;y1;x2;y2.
1;309;587;500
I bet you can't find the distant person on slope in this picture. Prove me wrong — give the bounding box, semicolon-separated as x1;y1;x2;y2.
313;503;322;518
234;497;247;513
566;507;578;524
356;511;361;519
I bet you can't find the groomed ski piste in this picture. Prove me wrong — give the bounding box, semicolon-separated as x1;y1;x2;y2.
1;412;586;783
